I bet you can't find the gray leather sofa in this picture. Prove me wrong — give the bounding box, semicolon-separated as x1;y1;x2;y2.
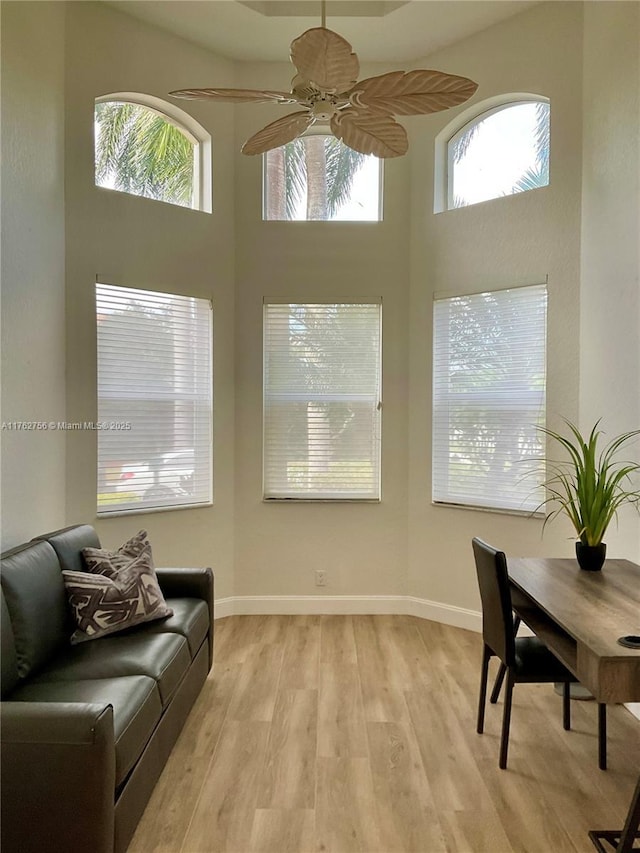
0;524;214;853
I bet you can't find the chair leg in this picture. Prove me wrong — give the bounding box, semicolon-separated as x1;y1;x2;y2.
563;681;571;730
598;703;607;771
477;645;491;734
588;774;640;852
490;615;520;704
499;670;515;769
490;663;507;704
618;775;640;852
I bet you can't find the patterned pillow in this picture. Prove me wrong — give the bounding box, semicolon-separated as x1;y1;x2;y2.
63;535;172;644
81;528;150;577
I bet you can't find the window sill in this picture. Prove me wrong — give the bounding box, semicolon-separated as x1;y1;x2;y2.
432;500;544;519
97;501;213;518
263;498;381;504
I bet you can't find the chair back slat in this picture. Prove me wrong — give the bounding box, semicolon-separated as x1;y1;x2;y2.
472;538;516;666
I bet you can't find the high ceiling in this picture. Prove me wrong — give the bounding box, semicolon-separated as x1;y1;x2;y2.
107;0;540;63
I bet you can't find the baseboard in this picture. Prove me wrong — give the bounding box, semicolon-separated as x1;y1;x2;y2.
215;594;482;632
626;703;640;721
405;596;483;632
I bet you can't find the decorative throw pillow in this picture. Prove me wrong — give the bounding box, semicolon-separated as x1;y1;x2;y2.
81;528;150;577
63;534;172;644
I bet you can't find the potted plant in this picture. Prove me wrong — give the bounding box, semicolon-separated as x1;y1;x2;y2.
535;420;640;570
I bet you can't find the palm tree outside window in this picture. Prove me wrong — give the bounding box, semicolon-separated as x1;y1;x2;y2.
263;132;382;221
94;94;212;212
447;98;550;209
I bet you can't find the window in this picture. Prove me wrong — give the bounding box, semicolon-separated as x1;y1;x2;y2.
94;94;212;212
263;302;382;499
263;133;381;221
432;284;547;512
96;283;212;514
444;99;549;210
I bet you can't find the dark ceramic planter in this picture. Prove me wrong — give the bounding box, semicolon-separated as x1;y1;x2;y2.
575;541;606;571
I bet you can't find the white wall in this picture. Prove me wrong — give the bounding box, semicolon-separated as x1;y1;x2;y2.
408;1;586;614
232;59;411;600
1;1;67;548
63;2;237;598
580;1;640;562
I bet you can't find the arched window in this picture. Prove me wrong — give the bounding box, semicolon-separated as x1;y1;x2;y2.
436;96;550;211
263;131;382;221
94;93;212;212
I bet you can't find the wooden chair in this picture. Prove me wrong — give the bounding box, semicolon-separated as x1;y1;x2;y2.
589;775;640;851
473;537;577;769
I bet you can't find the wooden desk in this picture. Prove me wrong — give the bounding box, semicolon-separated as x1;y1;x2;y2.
508;557;640;704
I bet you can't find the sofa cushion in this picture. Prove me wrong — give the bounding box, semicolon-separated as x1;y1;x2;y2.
10;675;162;787
62;546;173;645
135;598;209;658
30;632;190;707
1;589;19;697
0;541;69;679
34;524;101;573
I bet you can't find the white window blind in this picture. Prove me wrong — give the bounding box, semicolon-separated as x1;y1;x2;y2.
432;284;547;512
96;283;212;514
263;302;382;500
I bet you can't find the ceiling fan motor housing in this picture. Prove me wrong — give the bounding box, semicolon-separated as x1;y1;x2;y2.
311;99;338;121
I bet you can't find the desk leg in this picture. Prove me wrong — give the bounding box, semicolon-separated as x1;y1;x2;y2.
598;703;607;770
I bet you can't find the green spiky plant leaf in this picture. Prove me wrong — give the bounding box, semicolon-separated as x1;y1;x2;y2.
533;420;640;545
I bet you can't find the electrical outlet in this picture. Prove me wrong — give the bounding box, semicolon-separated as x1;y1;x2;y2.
315;569;327;587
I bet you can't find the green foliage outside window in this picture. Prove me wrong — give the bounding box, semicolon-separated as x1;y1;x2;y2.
95;101;194;207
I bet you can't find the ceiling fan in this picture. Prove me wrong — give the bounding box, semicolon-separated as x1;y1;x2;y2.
170;3;478;159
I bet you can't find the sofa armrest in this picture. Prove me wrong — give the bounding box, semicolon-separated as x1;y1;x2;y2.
1;701;116;853
156;567;214;668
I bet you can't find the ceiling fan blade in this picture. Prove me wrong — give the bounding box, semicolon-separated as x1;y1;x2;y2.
330;110;408;158
290;27;359;94
242;111;314;156
348;69;478;116
170;87;296;104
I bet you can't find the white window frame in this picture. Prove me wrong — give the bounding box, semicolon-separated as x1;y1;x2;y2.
263;299;382;501
433;93;550;213
95;93;212;213
432;283;547;514
96;282;213;516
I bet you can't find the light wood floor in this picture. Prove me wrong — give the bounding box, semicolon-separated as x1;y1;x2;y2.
129;615;640;853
